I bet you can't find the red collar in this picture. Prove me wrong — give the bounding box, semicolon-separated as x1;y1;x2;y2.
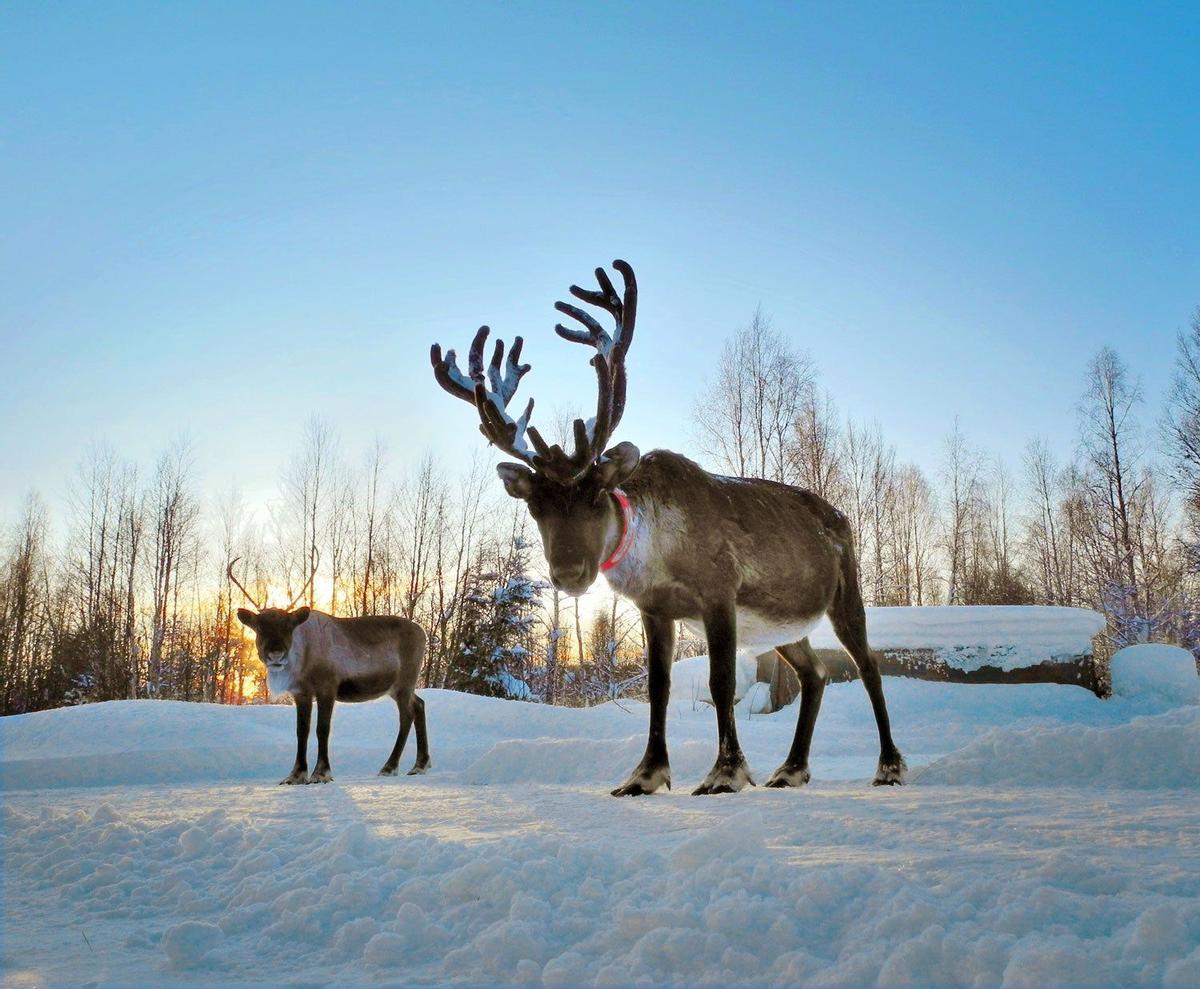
600;489;634;572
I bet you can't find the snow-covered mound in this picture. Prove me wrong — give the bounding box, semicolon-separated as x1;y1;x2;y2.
2;670;1193;794
916;707;1200;788
1110;643;1199;705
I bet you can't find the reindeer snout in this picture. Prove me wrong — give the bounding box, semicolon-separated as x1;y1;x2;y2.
266;650;286;665
550;562;593;596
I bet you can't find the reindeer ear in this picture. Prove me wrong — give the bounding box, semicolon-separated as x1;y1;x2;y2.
496;462;535;500
290;607;311;628
236;608;259;630
592;442;641;490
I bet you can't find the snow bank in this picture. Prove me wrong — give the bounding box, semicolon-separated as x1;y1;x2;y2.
916;707;1200;788
3;672;1194;795
1110;643;1199;705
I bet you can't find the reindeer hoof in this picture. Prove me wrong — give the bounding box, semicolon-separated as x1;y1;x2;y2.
765;764;811;788
610;777;668;797
308;770;333;784
692;758;754;795
872;753;907;786
611;761;671;797
406;762;430;776
279;772;309;785
378;766;398;777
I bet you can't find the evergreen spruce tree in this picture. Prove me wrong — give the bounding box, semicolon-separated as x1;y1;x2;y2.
446;527;546;699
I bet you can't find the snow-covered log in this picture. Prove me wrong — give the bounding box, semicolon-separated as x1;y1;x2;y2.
809;605;1108;695
706;606;1110;711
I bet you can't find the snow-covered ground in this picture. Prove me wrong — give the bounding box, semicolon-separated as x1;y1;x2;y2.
3;658;1199;988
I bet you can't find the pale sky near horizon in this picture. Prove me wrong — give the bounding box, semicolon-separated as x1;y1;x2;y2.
2;2;1198;536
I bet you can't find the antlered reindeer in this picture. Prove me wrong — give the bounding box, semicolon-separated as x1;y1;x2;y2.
229;559;430;784
430;261;904;795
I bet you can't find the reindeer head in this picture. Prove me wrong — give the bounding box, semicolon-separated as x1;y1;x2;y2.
431;261;641;596
227;558;316;669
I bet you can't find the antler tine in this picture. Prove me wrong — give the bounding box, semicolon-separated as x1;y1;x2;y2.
566;267;620;322
226;557;263;611
610;259;637;355
486;335;530;407
430;340;478;404
467;325;488;380
588;353;614;457
287;549;321;611
554;300;612;355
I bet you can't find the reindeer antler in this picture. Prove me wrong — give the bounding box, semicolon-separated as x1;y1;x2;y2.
431;326;536;466
539;259;637;480
227;557;263;611
429;260;637;481
288;549;321;610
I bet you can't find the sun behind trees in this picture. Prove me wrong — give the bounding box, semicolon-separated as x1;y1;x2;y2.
2;311;1198;714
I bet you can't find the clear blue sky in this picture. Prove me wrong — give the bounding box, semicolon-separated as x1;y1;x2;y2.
2;2;1197;524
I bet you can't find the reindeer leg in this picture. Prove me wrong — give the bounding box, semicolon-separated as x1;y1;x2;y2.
828;567;906;786
766;639;826;787
281;695;311;785
612;612;674;796
379;692;412;776
407;695;431;775
308;693;335;783
694;601;753;795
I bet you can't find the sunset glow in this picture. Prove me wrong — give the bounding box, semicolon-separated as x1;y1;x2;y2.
239;670;261;701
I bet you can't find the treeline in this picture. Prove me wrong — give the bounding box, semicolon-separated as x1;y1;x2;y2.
693;308;1200;657
3;308;1198;714
0;427;647;715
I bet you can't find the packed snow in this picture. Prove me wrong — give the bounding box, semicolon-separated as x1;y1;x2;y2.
3;645;1198;988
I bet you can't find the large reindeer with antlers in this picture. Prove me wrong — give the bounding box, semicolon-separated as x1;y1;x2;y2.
229;559;430;784
431;260;904;795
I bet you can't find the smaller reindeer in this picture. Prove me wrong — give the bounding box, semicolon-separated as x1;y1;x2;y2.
229;559;430;784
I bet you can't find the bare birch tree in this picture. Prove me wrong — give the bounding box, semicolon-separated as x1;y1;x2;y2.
693;308;813;482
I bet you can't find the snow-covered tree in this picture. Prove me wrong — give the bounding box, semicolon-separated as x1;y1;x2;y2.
445;517;546;700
